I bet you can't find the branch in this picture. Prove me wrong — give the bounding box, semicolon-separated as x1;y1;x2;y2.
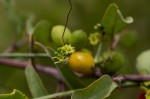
0;58;63;82
1;58;150;85
113;74;150;82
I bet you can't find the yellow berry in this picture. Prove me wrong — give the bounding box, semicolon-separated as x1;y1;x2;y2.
68;51;95;74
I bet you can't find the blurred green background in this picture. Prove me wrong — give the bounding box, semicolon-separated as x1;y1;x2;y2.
0;0;150;98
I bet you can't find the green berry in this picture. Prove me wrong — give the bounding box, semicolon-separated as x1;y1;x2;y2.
69;29;88;50
51;25;71;46
99;51;125;74
136;50;150;75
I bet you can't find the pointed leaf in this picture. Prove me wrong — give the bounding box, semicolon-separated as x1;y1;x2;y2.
56;64;84;89
33;20;51;45
71;75;118;99
0;89;28;99
26;15;35;35
101;3;133;34
25;65;48;97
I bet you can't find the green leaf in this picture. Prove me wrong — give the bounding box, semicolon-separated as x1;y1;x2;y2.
56;64;84;89
26;15;35;35
71;75;118;99
33;20;51;45
0;89;28;99
101;3;133;34
25;65;48;97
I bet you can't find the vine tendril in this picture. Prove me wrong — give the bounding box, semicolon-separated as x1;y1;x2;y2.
62;0;72;45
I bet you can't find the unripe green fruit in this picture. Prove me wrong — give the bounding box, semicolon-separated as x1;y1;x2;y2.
136;50;150;75
69;30;88;50
99;51;125;74
136;50;150;91
51;25;71;46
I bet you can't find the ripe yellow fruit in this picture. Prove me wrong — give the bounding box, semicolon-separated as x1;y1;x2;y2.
68;51;95;74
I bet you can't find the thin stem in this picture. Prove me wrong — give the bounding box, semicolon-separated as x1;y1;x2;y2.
29;34;35;67
35;41;53;58
33;90;74;99
56;81;66;92
94;43;102;63
62;0;72;44
0;53;49;58
120;82;140;88
111;30;125;50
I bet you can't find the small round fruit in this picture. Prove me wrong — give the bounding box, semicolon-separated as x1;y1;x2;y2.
69;30;88;50
136;49;150;75
51;25;71;46
68;51;95;74
99;51;125;74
